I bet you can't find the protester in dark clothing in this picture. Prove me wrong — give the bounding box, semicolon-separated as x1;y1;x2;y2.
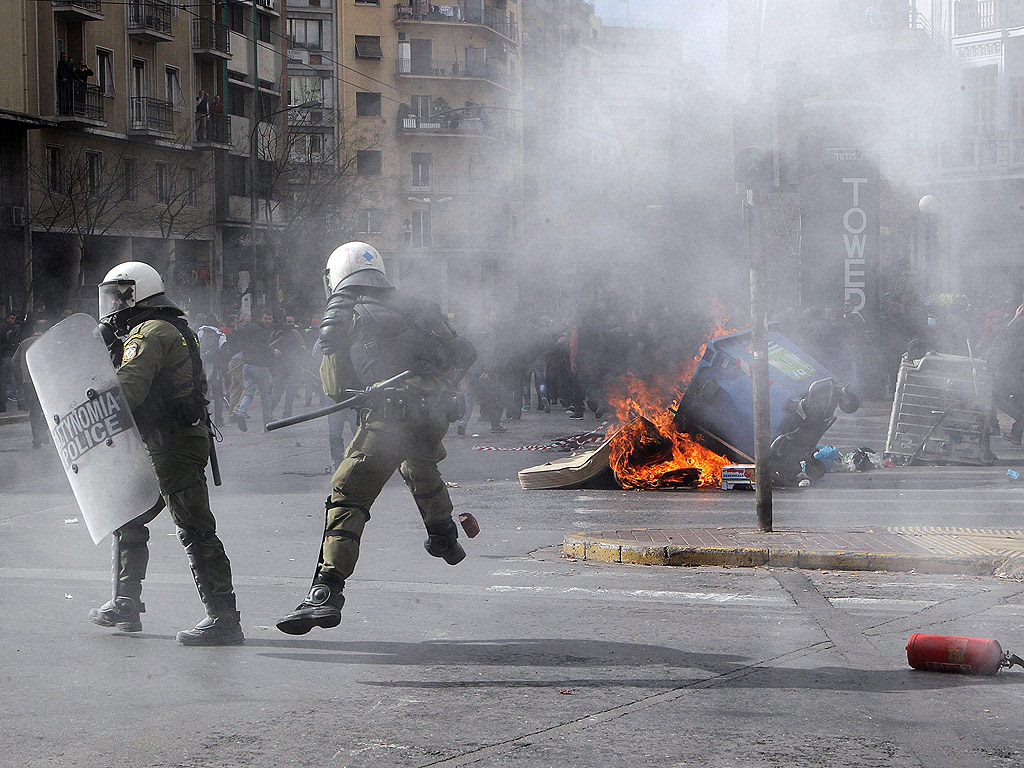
270;315;307;419
1;312;22;412
993;304;1024;443
232;312;278;428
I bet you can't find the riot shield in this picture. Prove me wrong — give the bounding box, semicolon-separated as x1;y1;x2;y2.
26;313;161;544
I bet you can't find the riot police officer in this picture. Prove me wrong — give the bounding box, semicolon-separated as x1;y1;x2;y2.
89;261;244;646
276;242;476;635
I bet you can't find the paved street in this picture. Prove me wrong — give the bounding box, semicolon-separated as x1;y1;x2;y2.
3;402;1024;767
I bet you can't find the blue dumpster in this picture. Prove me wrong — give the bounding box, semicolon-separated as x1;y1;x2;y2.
674;326;859;485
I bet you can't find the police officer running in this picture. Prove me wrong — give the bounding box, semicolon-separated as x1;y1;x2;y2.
276;242;476;635
89;262;244;646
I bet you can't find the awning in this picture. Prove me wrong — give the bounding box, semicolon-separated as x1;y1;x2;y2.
354;35;383;60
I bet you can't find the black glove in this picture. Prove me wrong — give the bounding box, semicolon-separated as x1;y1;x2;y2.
94;321;123;366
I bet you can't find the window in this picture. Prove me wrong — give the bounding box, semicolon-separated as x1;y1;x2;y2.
290;76;324;105
356;208;383;234
228;3;244;33
228;84;247;118
411;152;431;188
86;151;102;196
165;66;182;108
287;18;323;50
411;95;431;118
357;149;382;175
156;161;170;203
964;65;998;137
355;0;380;5
229;155;247;196
132;59;147;99
290;132;325;161
45;146;63;192
356;92;382;117
411;209;431;248
257;12;273;43
354;35;383;59
1011;78;1024;137
122;157;138;201
96;49;114;97
186;167;199;206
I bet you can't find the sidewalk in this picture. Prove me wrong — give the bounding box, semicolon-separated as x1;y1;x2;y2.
563;526;1024;576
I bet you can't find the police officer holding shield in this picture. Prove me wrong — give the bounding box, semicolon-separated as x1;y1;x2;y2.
276;242;476;635
89;262;243;646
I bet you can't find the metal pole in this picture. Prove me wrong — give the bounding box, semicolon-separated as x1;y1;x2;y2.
249;0;259;311
747;188;773;531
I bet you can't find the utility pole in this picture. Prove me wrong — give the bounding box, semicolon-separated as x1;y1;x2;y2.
734;60;774;531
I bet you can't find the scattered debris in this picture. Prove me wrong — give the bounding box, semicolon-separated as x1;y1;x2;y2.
446;481;460;488
62;517;79;524
558;689;574;695
64;593;73;599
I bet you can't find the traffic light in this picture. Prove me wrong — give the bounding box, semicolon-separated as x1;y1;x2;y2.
733;103;774;193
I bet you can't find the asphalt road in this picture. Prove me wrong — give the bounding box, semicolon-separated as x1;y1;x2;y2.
2;401;1024;768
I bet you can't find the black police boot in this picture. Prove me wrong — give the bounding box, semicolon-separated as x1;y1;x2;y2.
176;594;245;646
276;572;345;635
89;597;144;633
424;520;466;565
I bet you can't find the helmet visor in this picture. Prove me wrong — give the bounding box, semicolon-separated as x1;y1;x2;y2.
98;280;136;321
323;267;333;300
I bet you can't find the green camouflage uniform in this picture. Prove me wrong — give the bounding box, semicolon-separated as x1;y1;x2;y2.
113;308;234;604
319;351;456;582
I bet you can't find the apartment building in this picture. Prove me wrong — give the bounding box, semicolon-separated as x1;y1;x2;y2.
933;0;1024;301
335;0;524;319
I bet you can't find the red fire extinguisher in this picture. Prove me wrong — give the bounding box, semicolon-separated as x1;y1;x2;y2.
906;633;1024;675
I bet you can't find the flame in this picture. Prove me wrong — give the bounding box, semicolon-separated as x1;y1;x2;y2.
607;307;736;489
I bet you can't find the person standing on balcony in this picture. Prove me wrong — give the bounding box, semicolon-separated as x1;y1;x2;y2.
56;53;74;115
73;59;94;116
195;90;210;142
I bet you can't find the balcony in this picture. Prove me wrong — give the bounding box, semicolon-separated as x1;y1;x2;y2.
394;3;520;44
52;0;103;21
130;97;175;137
192;18;230;58
954;0;1024;35
195;112;231;147
55;84;105;124
934;134;1024;174
404;173;515;198
396;58;515;91
397;111;515;142
127;0;173;42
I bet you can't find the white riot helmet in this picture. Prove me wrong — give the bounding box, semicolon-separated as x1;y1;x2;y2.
98;261;174;323
323;241;393;297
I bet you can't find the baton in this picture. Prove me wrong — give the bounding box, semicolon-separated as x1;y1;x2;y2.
207;414;222;486
265;370;414;431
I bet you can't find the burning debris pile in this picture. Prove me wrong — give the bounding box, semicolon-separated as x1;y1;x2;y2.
606;317;737;490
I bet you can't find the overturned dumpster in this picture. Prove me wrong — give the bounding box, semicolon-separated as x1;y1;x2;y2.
674;327;859;485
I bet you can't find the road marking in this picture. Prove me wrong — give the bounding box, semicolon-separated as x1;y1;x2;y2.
486;584;786;604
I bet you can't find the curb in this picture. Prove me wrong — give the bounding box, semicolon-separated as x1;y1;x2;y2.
0;412;29;426
563;533;1015;576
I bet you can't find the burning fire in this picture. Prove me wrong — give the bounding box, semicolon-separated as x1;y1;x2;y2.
607;308;736;489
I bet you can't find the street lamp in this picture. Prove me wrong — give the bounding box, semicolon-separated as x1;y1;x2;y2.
248;99;324;313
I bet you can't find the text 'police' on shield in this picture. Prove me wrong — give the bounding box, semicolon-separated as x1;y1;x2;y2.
53;389;133;466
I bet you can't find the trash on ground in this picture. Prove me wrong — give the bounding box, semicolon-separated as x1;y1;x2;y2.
1008;470;1020;481
63;518;79;524
907;633;1024;675
721;464;755;490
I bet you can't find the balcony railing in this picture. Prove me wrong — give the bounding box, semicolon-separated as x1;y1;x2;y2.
52;0;103;16
191;18;230;54
394;3;519;43
130;97;174;135
56;83;104;121
405;173;514;198
954;0;1024;34
196;112;230;145
396;58;513;90
397;113;503;139
128;0;172;36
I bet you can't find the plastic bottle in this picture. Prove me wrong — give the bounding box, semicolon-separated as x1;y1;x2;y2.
1008;470;1021;481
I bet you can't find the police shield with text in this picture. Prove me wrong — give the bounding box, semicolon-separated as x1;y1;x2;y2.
276;242;476;635
90;262;243;645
